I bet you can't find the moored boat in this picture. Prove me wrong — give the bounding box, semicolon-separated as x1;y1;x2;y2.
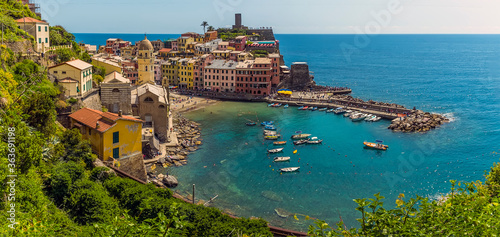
246;122;256;126
273;141;287;145
343;110;353;117
280;167;300;172
261;121;274;126
264;130;277;135
302;106;309;110
363;141;389;150
284;104;289;108
291;134;311;140
352;114;367;122
268;147;284;153
265;125;276;130
265;135;280;140
334;108;346;114
318;108;328;111
293;139;309;145
326;109;335;113
274;156;290;162
298;106;304;110
306;137;323;144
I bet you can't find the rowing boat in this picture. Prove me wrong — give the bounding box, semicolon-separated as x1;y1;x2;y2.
274;157;290;162
268;147;284;153
291;134;311;140
280;167;300;172
273;141;287;145
363;141;389;150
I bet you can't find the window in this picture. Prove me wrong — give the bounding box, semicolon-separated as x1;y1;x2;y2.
62;71;66;74
54;71;58;74
38;38;41;43
45;26;47;32
113;132;119;144
45;38;48;43
38;26;41;31
112;88;120;92
88;127;91;135
113;148;119;159
144;97;154;102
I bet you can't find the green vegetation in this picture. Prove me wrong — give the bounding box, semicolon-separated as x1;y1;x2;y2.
308;165;500;236
217;28;247;41
49;25;76;46
252;50;268;58
0;0;39;44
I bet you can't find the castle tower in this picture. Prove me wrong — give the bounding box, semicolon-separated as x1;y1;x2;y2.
137;35;155;85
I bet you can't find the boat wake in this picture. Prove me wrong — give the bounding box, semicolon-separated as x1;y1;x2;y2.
441;112;456;122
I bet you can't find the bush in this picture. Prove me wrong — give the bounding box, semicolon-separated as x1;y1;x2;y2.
67;97;78;105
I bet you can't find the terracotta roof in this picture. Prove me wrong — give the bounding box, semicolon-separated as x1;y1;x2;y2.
49;59;92;70
69;108;143;133
158;48;171;53
15;17;46;24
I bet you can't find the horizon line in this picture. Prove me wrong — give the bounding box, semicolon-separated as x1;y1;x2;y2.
73;32;500;35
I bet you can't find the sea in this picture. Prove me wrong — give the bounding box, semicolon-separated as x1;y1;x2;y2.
75;33;500;231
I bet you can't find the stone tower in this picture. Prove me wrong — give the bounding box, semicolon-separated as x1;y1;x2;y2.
137;35;155;85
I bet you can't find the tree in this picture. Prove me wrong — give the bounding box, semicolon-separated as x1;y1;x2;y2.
201;21;209;33
207;26;215;31
54;48;76;63
49;26;76;46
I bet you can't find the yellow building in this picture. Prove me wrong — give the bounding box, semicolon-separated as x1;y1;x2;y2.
137;36;155;85
212;50;232;59
15;17;50;52
91;56;122;75
178;58;197;89
48;59;93;97
162;58;180;86
69;108;143;161
177;37;194;52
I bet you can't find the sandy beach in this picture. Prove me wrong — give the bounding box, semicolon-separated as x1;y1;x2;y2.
170;92;219;114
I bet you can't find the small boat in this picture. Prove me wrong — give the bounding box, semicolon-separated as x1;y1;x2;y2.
293;139;309;145
268;103;275;107
343;110;353;117
265;135;280;140
291;134;311;140
261;121;274;126
302;106;309;110
334;108;346;114
352;115;366;122
265;125;276;130
246;122;256;126
297;106;304;110
274;103;282;107
364;140;389;150
274;156;290;162
311;107;318;111
268;147;284;153
372;117;382;122
308;106;314;110
273;141;287;145
307;139;323;144
284;104;289;108
326;109;335;113
264;130;277;135
280;167;300;172
318;108;328;111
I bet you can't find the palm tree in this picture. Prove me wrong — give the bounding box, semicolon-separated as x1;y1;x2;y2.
207;26;215;32
201;21;208;33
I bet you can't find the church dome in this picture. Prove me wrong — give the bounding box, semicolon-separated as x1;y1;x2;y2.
138;35;154;51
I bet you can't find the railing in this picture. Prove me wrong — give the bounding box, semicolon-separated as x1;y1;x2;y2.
46;44;73;52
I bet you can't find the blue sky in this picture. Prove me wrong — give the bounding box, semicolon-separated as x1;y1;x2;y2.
40;0;500;34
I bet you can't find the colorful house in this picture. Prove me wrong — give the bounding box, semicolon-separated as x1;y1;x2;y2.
69;108;144;161
15;17;49;52
48;59;93;97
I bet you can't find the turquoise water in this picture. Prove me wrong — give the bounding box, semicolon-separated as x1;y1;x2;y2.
75;33;500;231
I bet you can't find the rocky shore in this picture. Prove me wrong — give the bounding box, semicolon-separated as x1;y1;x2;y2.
147;114;203;188
388;110;450;132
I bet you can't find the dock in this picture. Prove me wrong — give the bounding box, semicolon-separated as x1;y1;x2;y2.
267;98;411;120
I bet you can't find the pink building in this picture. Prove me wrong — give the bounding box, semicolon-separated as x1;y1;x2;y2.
194;54;214;90
233;36;247;51
235;58;272;95
268;53;281;88
204;60;237;92
154;59;163;85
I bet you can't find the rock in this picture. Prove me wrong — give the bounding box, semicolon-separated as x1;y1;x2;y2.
152;179;166;188
274;208;292;218
261;191;283;202
162;175;178;188
174;161;182;167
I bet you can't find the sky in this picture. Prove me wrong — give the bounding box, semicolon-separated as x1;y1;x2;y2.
40;0;500;34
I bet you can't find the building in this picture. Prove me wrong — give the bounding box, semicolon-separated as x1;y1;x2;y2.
204;60;237;92
15;17;49;52
150;39;164;52
131;83;170;142
269;53;281;87
101;71;132;115
157;48;172;60
154;59;163;85
162;58;180;87
177;36;194;52
193;54;214;90
232;13;247;30
21;0;41;18
204;31;218;42
137;36;155;85
235;58;272;95
233;36;247;51
177;58;197;89
68;108;143;161
91;55;123;75
48;59;93;97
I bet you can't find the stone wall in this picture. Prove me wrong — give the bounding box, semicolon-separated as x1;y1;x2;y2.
101;84;132;114
80;89;102;111
247;29;275;41
116;152;147;182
